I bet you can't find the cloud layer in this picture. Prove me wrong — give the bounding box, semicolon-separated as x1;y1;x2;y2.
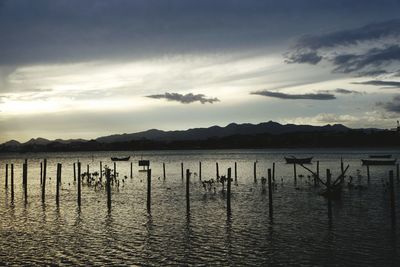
251;90;336;100
147;92;220;104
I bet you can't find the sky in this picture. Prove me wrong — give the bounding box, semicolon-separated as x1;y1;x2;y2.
1;0;400;143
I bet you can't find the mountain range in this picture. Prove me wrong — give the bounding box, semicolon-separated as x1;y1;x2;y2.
2;121;353;147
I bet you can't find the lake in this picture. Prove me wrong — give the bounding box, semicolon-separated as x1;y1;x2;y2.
0;149;399;266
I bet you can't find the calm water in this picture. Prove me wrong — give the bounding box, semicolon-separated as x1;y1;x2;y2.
0;149;399;266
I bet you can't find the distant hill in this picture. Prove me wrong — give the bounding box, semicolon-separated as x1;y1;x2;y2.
1;121;391;152
95;121;351;143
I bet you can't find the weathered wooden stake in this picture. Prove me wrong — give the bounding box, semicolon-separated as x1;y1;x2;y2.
272;162;276;183
40;161;43;185
77;162;81;206
253;161;257;183
163;162;166;180
293;163;297;183
186;169;190;214
227;167;232;216
147;169;151;213
113;162;117;179
326;169;332;221
181;163;184;180
23;159;27;201
106;168;111;211
389;170;396;225
100;161;102;179
340;157;344;184
268;168;273;219
199;161;202;180
87;164;90;182
234;162;237;181
367;165;370;183
216;162;220;179
130;162;133;179
56;163;62;205
11;164;14;202
42;159;47;202
73;162;76;182
5;163;8;188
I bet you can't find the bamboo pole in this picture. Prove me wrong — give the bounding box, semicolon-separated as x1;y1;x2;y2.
181;163;184;180
367;165;370;183
77;162;81;206
327;169;332;222
272;162;275;183
56;163;61;205
186;169;190;214
253;161;257;183
11;164;14;202
106;168;111;211
199;161;202;181
389;170;396;225
216;162;219;179
227;167;232;216
73;162;76;182
130;162;133;179
5;163;8;188
163;162;166;180
42;159;47;202
234;162;237;182
147;169;151;213
268;168;273;219
100;161;103;179
293;163;297;183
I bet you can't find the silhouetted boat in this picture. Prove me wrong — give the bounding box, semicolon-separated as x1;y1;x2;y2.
111;156;130;161
284;157;313;164
369;155;392;159
361;159;396;166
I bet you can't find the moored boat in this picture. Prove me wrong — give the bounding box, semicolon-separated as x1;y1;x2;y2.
111;156;130;161
361;159;396;166
284;157;313;164
369;155;392;159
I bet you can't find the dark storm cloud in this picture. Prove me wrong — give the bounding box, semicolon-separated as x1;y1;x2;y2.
147;92;220;104
332;45;400;74
319;88;363;95
286;18;400;76
294;19;400;50
352;80;400;88
377;95;400;113
1;0;400;66
251;90;336;100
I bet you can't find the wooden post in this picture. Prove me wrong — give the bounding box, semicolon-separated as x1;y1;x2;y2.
87;164;90;183
147;169;151;213
42;159;47;202
396;163;399;182
77;162;81;206
253;161;257;183
181;163;184;180
11;164;14;202
227;167;232;216
326;169;332;221
5;163;8;188
268;168;273;219
293;163;297;183
23;159;27;201
130;162;133;179
186;169;190;214
315;161;320;186
272;162;276;183
340;157;344;184
199;161;202;181
389;170;396;225
73;162;76;182
216;162;219;179
163;162;166;180
56;163;61;205
40;162;43;185
113;162;117;179
106;168;111;211
100;161;103;179
367;165;370;183
234;162;237;182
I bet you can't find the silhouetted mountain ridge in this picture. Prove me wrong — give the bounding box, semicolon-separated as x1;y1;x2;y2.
95;121;351;143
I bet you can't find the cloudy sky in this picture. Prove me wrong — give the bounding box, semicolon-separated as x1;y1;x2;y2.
1;0;400;143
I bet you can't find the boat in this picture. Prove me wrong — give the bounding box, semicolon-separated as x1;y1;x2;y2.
284;157;313;164
369;155;392;159
361;159;396;166
111;156;130;161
